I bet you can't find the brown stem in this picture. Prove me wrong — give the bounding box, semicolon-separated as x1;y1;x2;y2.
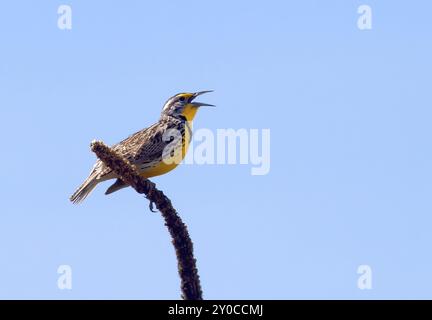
90;140;203;300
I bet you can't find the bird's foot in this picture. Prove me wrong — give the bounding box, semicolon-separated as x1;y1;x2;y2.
146;183;158;213
147;198;157;213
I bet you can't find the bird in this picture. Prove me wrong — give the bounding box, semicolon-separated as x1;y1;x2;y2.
70;91;214;204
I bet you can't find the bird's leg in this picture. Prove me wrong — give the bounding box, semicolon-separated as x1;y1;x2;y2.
147;196;157;213
145;182;158;213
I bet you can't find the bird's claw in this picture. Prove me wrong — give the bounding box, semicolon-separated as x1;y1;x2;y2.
146;183;158;212
147;196;157;213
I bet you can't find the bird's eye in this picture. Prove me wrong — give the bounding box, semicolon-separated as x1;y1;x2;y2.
179;97;185;102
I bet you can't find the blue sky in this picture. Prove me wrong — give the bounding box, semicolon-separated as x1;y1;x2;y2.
0;0;431;299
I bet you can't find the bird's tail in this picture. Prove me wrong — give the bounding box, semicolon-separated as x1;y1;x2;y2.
69;171;99;204
105;178;128;195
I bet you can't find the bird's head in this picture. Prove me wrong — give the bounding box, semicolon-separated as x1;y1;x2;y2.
161;91;214;121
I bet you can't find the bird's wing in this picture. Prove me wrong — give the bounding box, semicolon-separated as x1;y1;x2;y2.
95;118;184;179
113;119;184;166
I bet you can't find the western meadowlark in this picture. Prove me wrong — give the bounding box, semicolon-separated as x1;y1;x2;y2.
70;91;214;204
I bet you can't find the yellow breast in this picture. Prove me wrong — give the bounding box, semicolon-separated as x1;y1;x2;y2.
140;122;192;179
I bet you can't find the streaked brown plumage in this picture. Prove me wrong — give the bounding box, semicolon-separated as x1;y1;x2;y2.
70;91;214;204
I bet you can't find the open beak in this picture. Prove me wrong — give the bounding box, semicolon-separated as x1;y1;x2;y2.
189;90;215;107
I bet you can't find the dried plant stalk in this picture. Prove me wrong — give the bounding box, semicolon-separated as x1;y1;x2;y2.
90;140;202;300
